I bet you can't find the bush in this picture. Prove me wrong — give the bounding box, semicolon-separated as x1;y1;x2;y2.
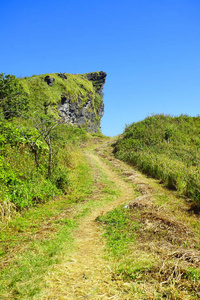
0;117;88;215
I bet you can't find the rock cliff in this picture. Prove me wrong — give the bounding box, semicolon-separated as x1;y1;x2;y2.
21;71;107;132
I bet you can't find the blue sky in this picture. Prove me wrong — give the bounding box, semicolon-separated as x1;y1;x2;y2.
1;0;200;136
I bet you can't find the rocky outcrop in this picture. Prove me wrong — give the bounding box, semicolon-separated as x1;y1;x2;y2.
58;71;106;133
85;71;107;95
44;76;55;86
59;96;97;132
21;71;107;133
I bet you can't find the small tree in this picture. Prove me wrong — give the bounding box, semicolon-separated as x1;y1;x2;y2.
34;116;60;177
19;114;62;178
0;73;62;178
0;73;29;119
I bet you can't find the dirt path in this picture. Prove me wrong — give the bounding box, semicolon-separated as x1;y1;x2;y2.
40;140;200;299
41;145;143;299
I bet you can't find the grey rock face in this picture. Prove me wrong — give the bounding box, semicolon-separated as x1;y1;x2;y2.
58;96;100;132
44;76;55;86
86;71;107;95
58;71;107;133
57;73;67;80
98;101;104;119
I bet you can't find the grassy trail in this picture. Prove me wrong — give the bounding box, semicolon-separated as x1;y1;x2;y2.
40;149;138;299
1;138;200;299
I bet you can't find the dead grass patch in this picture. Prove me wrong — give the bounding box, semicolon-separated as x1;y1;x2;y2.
125;198;200;298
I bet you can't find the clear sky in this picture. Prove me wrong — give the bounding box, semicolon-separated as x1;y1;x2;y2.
1;0;200;136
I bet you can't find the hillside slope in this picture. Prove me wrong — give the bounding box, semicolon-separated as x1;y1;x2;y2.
114;114;200;204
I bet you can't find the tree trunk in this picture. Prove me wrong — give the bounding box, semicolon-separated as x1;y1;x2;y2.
33;147;40;168
47;136;52;178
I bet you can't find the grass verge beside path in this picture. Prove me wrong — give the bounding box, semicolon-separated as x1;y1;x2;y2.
114;115;200;204
96;140;200;300
0;148;94;299
98;205;200;299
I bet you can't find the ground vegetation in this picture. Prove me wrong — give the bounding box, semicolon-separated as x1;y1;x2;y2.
114;114;200;204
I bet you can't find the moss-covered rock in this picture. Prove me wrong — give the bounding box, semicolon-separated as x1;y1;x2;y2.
20;71;107;132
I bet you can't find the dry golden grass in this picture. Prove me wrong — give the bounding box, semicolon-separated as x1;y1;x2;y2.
0;200;16;223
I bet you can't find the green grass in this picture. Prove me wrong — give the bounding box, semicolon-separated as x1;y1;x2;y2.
0;219;76;299
115;114;200;204
97;206;148;278
0;150;93;299
74;157;121;219
0;120;89;212
20;72;103;121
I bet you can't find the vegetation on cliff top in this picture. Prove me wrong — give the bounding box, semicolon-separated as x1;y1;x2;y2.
21;72;104;118
21;73;93;106
114;114;200;204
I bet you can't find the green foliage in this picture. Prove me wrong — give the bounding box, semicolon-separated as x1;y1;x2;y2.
115;114;200;204
0;217;76;298
21;72;99;111
94;93;103;112
97;206;149;281
0;73;29;119
164;127;174;142
97;206;136;255
20;72;104;129
0;115;88;211
185;267;200;282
